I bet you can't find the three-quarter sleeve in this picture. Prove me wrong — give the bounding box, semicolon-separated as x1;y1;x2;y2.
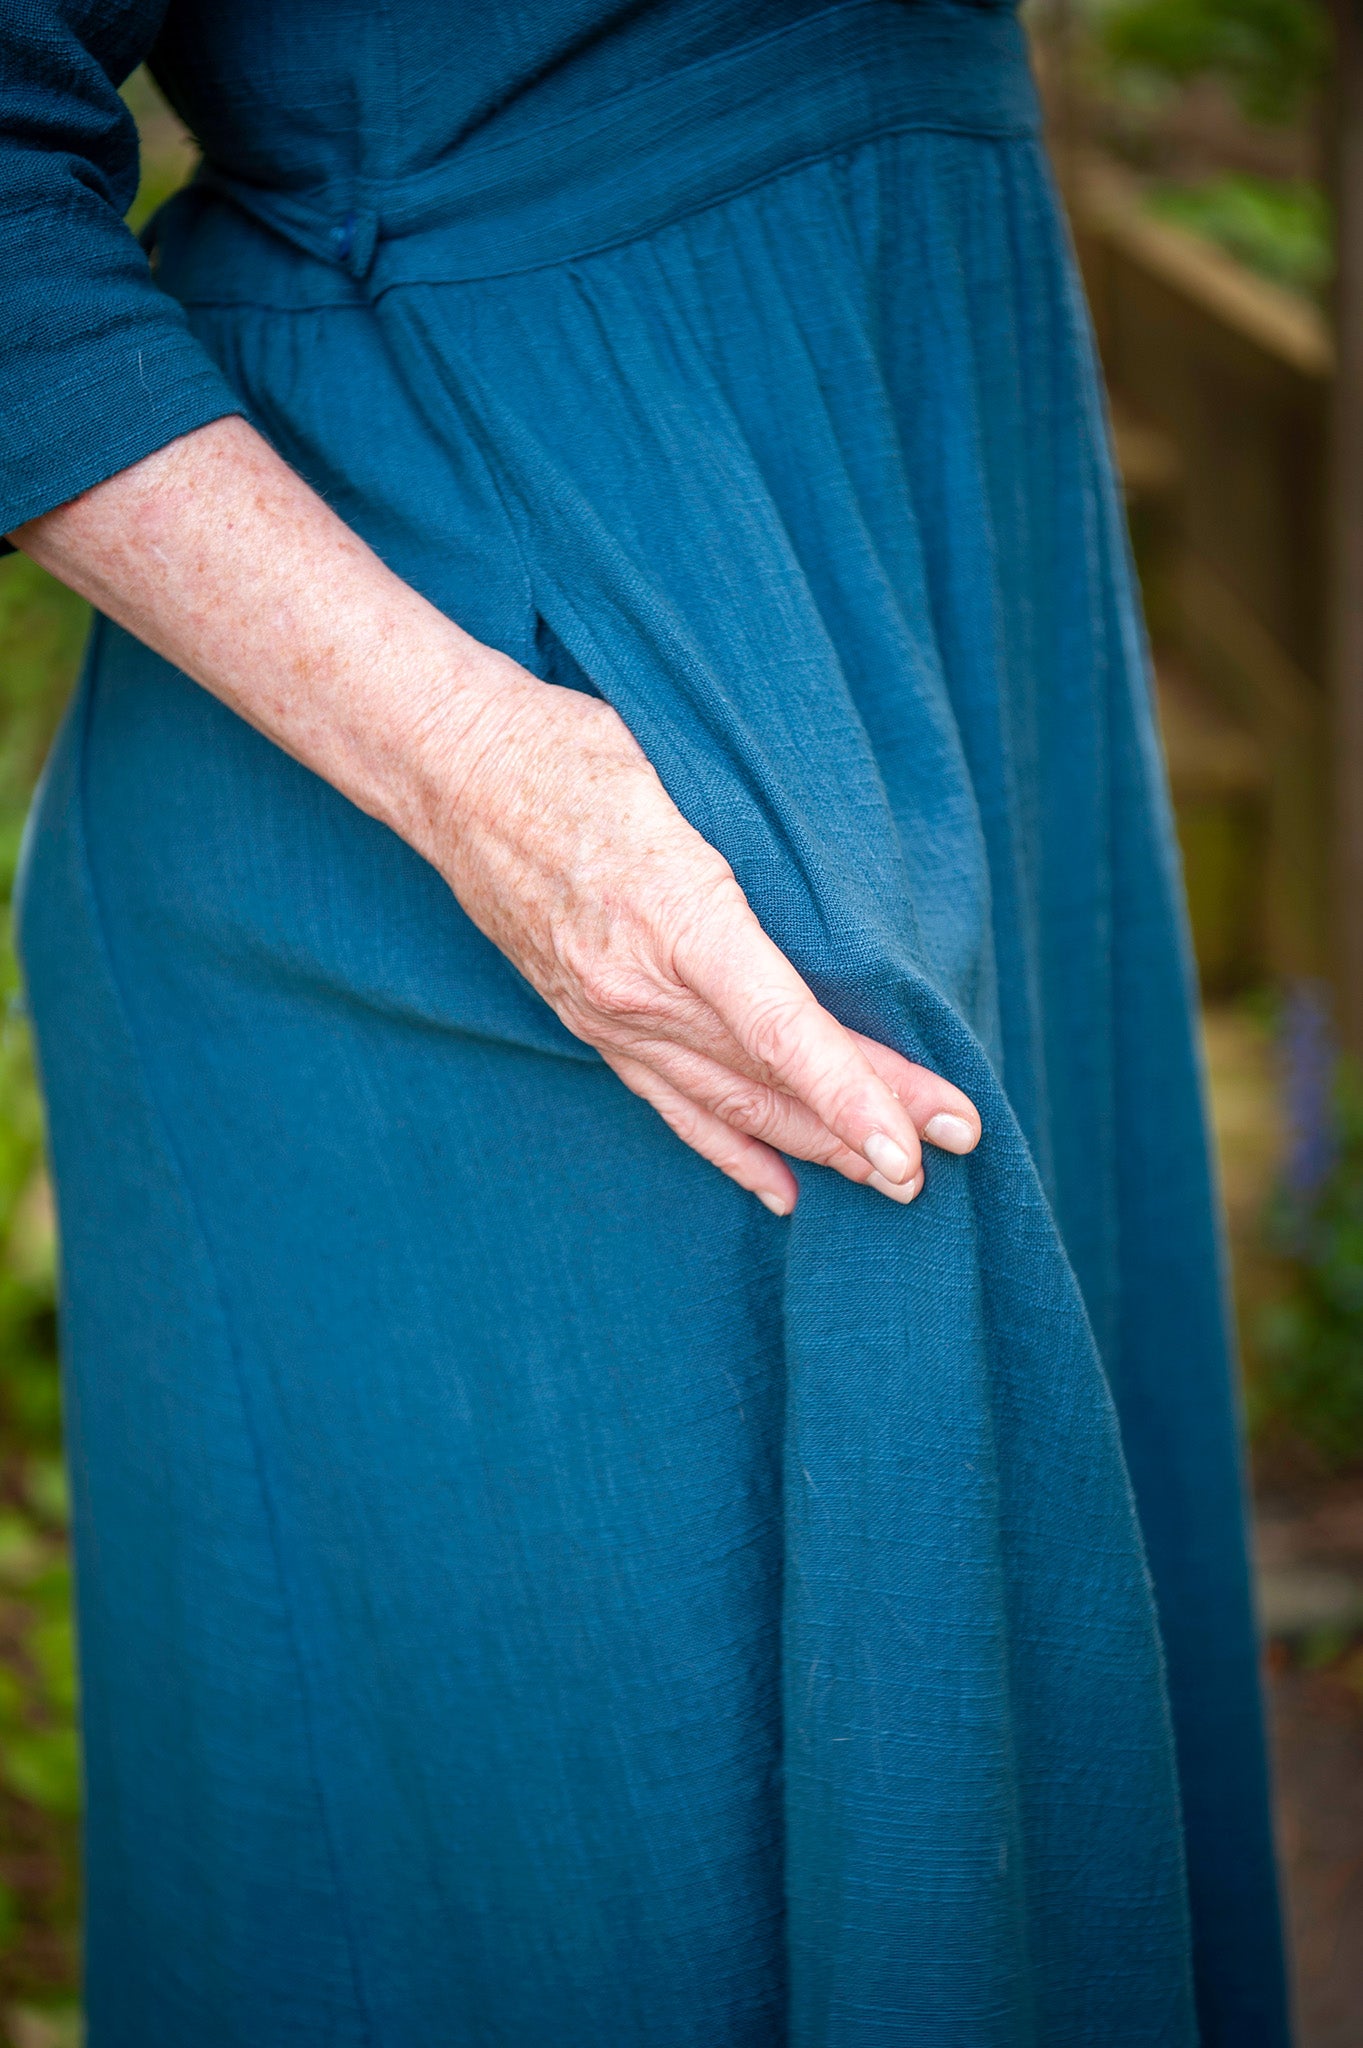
0;0;243;536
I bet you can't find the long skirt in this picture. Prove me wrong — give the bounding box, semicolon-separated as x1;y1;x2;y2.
18;4;1288;2041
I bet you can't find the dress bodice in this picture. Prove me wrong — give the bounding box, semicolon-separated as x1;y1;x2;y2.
0;0;1018;536
150;0;851;206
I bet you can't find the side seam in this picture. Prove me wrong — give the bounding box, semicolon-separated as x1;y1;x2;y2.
67;619;379;2047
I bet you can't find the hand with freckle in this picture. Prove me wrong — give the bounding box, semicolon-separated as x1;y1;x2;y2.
431;651;981;1214
14;416;980;1214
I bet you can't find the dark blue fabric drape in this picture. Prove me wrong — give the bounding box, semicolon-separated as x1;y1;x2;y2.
4;1;1288;2041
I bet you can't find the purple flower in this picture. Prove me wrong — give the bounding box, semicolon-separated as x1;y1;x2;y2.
1281;978;1338;1204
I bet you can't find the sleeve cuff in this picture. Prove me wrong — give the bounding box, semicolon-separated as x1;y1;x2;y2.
0;324;247;545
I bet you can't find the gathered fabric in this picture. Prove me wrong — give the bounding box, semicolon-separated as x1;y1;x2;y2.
11;2;1286;2042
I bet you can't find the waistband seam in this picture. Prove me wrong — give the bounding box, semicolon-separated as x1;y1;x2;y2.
388;0;1024;205
164;1;1039;300
175;118;1039;311
380;117;1039;293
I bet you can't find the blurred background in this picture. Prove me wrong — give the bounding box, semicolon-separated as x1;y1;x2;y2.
0;22;1360;2044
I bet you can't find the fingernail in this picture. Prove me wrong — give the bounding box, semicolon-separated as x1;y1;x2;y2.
868;1168;923;1205
923;1113;977;1155
757;1190;790;1217
864;1132;913;1184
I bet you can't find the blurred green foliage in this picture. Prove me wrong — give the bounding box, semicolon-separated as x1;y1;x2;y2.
1257;1062;1363;1466
1101;0;1329;124
1146;171;1332;294
120;66;197;237
0;558;88;2012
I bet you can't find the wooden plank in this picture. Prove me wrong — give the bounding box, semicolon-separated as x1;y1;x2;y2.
1330;0;1363;1051
1180;559;1330;979
1076;155;1332;381
1072;152;1335;984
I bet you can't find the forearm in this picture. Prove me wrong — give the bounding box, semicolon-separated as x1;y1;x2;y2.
9;415;517;871
10;414;979;1211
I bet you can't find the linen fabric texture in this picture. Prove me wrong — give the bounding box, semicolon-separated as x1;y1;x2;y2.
3;1;1289;2042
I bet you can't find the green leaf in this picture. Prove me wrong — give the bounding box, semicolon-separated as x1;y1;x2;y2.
22;1460;68;1533
0;1514;48;1590
1103;0;1329;124
29;1613;76;1719
0;1729;81;1818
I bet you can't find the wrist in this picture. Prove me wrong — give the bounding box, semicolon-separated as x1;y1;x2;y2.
370;628;544;877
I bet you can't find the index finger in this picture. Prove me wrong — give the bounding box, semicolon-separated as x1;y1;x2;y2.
676;910;927;1190
849;1031;981;1155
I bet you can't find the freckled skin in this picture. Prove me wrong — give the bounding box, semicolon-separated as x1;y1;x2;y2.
13;415;980;1214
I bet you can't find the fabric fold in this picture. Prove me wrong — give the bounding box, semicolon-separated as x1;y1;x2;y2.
350;130;1269;2037
19;8;1287;2039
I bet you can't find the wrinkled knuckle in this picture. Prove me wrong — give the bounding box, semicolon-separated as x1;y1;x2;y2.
577;961;666;1024
553;930;662;1023
742;992;812;1077
829;1079;882;1137
709;1077;777;1135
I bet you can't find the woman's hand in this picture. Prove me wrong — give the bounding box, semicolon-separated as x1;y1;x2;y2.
14;418;980;1214
424;656;980;1215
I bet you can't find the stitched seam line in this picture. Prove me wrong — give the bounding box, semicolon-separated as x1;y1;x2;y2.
172;127;1035;313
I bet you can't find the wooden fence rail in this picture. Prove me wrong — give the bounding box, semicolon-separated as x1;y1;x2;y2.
1072;155;1333;989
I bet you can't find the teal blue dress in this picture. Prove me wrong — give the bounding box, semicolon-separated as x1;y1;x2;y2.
0;1;1288;2042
